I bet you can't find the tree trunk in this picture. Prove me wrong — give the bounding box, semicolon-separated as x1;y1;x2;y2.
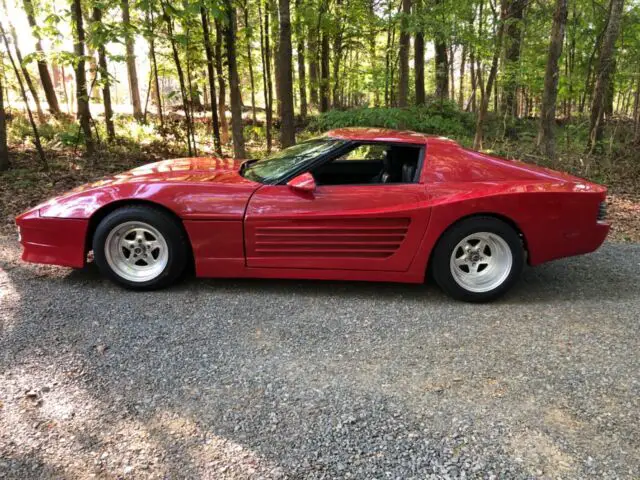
397;0;411;107
277;0;296;146
201;6;222;155
501;0;525;117
122;0;143;121
537;0;567;159
295;0;307;119
162;2;194;156
270;0;281;116
458;44;466;109
1;24;47;168
435;41;449;101
224;0;247;158
473;3;505;150
588;0;625;152
92;6;115;141
71;0;94;155
320;29;330;112
2;0;44;122
22;0;61;117
214;18;230;143
148;8;164;130
259;0;274;152
243;4;258;125
0;63;8;171
415;27;425;105
331;0;344;109
633;66;640;142
308;22;320;107
449;45;455;102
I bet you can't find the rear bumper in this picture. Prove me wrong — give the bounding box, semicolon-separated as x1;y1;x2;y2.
529;222;610;266
16;209;88;268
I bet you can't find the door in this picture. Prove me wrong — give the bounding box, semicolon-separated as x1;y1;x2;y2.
244;184;431;271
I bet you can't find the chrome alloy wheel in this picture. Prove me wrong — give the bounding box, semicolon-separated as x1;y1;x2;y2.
449;232;513;293
104;221;169;283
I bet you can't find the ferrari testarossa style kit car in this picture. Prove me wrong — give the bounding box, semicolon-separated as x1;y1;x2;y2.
16;128;609;301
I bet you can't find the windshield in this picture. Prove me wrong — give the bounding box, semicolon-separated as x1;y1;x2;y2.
241;138;347;184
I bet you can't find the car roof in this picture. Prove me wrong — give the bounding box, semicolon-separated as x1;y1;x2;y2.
325;127;459;147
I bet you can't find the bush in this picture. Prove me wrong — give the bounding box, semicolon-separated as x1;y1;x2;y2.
309;100;475;138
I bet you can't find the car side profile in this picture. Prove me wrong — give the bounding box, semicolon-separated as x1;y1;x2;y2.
16;127;610;301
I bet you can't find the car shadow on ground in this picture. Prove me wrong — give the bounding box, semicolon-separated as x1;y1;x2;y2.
60;242;640;305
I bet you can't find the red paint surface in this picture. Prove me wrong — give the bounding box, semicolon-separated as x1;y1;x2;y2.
16;128;609;283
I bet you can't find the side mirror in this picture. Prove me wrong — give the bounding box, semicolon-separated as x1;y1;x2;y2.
286;172;316;193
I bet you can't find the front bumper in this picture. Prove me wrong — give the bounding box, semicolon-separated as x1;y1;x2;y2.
16;209;89;268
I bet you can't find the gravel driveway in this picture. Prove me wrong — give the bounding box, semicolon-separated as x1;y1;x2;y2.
1;236;639;479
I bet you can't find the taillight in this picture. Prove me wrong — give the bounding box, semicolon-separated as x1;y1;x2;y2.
597;201;607;222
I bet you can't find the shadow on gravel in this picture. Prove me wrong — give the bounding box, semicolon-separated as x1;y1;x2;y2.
1;243;640;478
61;242;640;305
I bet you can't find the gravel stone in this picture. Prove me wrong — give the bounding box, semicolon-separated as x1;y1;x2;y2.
1;237;639;478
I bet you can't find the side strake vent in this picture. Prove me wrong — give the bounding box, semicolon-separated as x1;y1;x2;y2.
255;218;411;258
597;201;607;222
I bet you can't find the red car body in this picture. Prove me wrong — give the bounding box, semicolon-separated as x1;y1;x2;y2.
16;128;609;284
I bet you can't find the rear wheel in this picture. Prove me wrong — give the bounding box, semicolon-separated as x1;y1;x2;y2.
93;206;189;289
431;216;524;302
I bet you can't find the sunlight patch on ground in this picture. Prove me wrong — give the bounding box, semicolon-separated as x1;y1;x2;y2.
0;366;282;478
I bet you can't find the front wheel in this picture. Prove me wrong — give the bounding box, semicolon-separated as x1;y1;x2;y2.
92;205;189;289
431;217;524;302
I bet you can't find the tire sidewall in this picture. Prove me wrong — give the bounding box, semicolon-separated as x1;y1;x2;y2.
432;217;524;302
92;206;188;289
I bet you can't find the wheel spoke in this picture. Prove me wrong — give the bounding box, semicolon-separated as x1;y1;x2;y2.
454;256;468;267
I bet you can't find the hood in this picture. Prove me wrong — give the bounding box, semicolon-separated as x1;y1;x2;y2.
68;157;255;194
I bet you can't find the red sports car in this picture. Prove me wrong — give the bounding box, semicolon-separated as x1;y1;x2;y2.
16;127;609;301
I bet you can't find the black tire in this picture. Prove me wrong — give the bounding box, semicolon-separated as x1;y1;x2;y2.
92;205;189;290
430;216;524;302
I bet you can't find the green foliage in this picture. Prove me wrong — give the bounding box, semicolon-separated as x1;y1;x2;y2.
310;101;475;137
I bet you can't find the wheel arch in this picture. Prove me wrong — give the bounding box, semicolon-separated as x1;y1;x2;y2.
85;199;194;268
425;212;529;276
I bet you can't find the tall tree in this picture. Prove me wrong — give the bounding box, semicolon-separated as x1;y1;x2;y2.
278;0;296;146
91;4;115;141
414;0;425;105
200;6;222;155
122;0;143;121
308;19;320;107
295;0;307;119
2;0;44;121
242;2;258;124
162;1;194;155
224;0;247;157
587;0;625;152
71;0;95;155
320;23;330;111
537;0;568;159
434;0;449;101
215;18;230;143
1;23;47;168
145;7;164;130
331;0;344;108
397;0;411;107
259;0;274;152
501;0;526;117
22;0;61;117
0;56;7;171
473;1;505;149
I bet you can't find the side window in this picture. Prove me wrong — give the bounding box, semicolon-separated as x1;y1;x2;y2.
311;143;422;186
335;144;389;161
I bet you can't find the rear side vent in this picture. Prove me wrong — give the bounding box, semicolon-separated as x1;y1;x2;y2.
597;201;607;222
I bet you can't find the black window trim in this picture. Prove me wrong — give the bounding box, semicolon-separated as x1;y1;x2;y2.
276;138;426;186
